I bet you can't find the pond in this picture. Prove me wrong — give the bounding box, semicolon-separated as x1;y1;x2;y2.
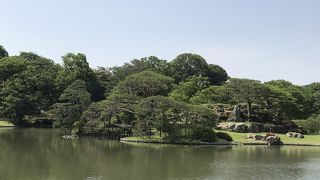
0;128;320;180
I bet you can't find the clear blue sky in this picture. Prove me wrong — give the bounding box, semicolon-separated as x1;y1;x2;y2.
1;0;319;85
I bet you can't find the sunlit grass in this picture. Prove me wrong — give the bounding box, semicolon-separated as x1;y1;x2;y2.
216;130;320;145
0;120;15;127
122;135;162;141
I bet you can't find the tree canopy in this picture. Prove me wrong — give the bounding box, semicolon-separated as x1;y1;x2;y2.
0;45;9;59
0;44;319;139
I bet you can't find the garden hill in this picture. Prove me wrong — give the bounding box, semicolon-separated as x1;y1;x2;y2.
0;44;319;143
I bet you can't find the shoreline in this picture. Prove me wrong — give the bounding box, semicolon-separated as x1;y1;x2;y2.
120;138;320;147
120;138;237;145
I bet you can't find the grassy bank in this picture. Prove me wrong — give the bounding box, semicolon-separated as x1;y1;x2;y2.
121;130;320;146
122;135;162;141
0;121;15;127
216;130;320;145
121;135;235;145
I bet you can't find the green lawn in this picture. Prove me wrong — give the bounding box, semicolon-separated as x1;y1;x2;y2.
216;130;320;145
0;121;15;127
122;135;162;141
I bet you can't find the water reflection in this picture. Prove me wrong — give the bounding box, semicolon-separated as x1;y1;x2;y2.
0;128;319;180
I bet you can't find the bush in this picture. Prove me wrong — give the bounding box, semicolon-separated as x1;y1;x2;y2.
81;120;104;135
216;132;233;141
192;127;217;142
295;117;320;134
217;114;228;121
265;136;283;145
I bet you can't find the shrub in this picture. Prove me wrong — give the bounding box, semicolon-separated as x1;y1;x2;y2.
81;121;104;135
216;132;233;141
192;127;217;142
217;114;228;121
294;117;320;134
71;121;85;135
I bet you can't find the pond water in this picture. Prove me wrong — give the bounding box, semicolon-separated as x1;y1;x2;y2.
1;128;320;180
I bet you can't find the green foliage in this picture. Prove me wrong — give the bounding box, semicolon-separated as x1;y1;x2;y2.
0;56;27;81
191;127;217;142
58;53;104;101
51;80;91;128
0;45;9;59
226;78;264;121
81;101;109;122
135;96;217;141
170;53;209;83
110;71;174;100
259;85;297;121
1;46;320;142
111;56;170;82
170;76;210;102
264;81;310;120
0;53;61;124
59;53;92;83
265;80;294;88
81;120;105;135
304;82;320;116
295;116;320;134
20;52;62;108
169;53;228;85
216;132;233;141
227;78;263;104
94;67;116;97
191;85;231;104
207;64;229;85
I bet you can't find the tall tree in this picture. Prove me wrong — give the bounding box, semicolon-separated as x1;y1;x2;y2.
190;85;231;104
111;56;169;82
304;83;320;116
226;78;264;122
265;80;309;119
58;53;104;101
94;67;115;97
207;64;229;85
135;96;216;140
110;71;174;99
170;76;210;102
51;80;91;128
169;53;209;83
0;53;61;124
0;45;9;59
20;52;62;108
169;53;228;85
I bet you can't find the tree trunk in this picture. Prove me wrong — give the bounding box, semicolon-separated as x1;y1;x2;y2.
15;111;23;126
247;102;252;122
149;127;152;138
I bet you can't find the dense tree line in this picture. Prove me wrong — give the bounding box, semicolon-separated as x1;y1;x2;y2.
0;45;319;140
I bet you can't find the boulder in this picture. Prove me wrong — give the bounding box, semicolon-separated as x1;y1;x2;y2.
247;134;254;139
216;124;228;131
254;135;264;141
247;124;261;133
228;124;236;130
233;123;247;133
286;132;294;137
297;134;304;138
265;136;282;145
292;133;299;138
286;132;304;138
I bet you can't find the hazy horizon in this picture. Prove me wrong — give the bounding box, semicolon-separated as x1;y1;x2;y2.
1;0;319;85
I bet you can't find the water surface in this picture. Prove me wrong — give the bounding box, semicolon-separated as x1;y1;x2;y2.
0;128;320;180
